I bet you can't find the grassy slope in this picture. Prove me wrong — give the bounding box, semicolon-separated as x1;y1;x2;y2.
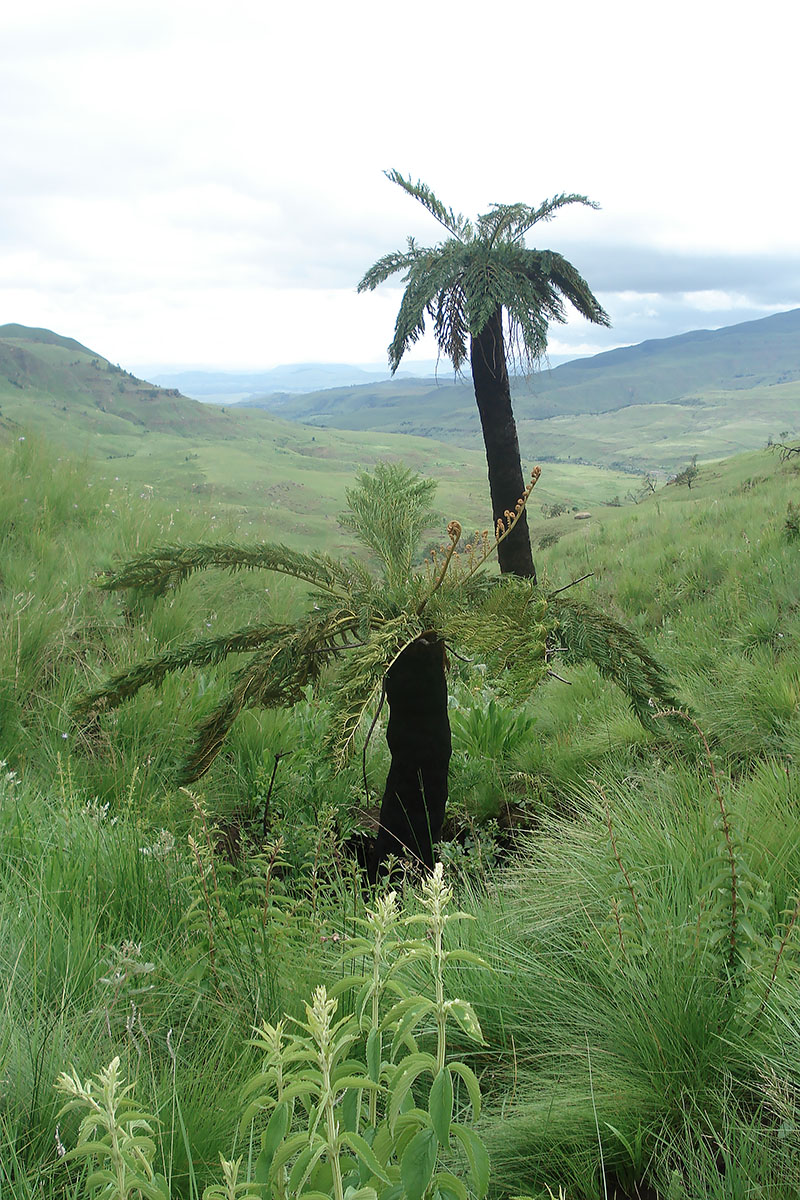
1;416;799;1195
0;326;636;550
244;308;800;472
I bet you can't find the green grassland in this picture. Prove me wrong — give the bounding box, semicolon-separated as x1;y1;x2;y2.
2;334;800;1198
243;308;800;473
0;325;638;550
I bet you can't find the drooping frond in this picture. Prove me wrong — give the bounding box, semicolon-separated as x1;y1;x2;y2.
385;170;472;241
74;623;296;716
548;595;682;727
339;462;438;590
97;542;354;598
179;607;362;781
531;250;611;328
386;241;470;372
357;240;423;292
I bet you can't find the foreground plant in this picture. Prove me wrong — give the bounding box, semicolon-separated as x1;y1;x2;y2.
56;867;491;1200
75;463;680;874
55;1057;168;1200
241;863;489;1200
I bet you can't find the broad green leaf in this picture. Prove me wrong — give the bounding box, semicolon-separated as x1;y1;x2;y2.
442;949;488;969
341;1087;360;1133
388;1054;436;1128
330;973;369;997
448;1061;482;1120
366;1027;382;1083
272;1131;320;1174
343;1188;379;1200
340;1131;392;1183
288;1142;326;1193
262;1100;290;1161
400;1128;438;1200
432;1169;469;1200
445;999;485;1044
451;1124;490;1198
429;1067;453;1148
335;1075;380;1092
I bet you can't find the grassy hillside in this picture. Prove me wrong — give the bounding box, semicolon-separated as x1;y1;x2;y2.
243;308;800;472
1;426;799;1197
0;323;636;549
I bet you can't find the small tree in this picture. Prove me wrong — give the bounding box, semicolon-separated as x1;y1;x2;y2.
672;456;699;490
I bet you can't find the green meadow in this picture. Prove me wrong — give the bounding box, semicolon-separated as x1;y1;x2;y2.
1;395;800;1198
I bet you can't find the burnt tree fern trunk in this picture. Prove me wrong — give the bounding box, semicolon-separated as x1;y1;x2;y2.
369;633;451;882
470;308;536;581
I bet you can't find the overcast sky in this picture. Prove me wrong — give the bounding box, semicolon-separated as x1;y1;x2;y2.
2;0;800;373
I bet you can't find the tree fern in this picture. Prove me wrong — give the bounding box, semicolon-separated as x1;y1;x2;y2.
359;171;609;578
75;464;681;785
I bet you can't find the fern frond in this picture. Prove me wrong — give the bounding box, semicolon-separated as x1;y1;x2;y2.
179;608;362;781
357;242;421;292
97;542;353;598
73;623;295;716
548;596;682;726
385;170;472;240
438;579;549;703
478;194;600;246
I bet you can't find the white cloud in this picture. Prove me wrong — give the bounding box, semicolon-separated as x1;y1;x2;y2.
2;0;800;368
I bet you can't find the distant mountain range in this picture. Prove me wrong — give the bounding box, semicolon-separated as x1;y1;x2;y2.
146;361;442;401
234;308;800;471
1;310;798;475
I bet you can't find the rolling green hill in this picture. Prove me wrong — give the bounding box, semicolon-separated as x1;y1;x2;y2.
241;308;800;472
0;323;634;551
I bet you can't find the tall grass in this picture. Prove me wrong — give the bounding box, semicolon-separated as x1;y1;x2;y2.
2;432;800;1196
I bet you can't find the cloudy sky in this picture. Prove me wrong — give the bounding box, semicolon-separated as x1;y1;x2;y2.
2;0;800;373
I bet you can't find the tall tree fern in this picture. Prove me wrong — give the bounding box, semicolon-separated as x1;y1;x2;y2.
358;171;610;581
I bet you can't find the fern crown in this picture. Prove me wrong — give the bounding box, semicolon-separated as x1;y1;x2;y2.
357;170;611;373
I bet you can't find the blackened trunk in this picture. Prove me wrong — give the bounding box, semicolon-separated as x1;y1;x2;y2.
368;633;451;883
470;308;536;581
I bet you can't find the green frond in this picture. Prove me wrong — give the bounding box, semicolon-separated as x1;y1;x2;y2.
179;608;362;781
357;242;421;292
385;170;472;240
438;579;549;703
548;595;682;727
478;194;600;246
97;542;353;598
74;623;296;717
339;462;438;590
532;250;611;327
